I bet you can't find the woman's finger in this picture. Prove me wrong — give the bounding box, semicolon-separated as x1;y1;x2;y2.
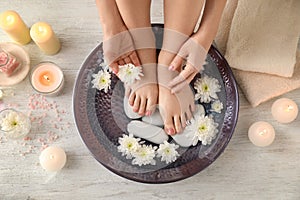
124;56;131;64
109;62;119;74
118;60;125;66
129;51;141;66
169;54;184;71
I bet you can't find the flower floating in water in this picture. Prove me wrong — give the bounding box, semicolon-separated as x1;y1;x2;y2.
118;63;143;85
194;75;221;103
211;100;224;113
117;134;141;159
132;144;157;166
91;69;111;93
0;109;31;139
157;141;179;164
187;114;219;146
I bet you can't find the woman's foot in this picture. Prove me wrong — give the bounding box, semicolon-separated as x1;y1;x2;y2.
157;52;196;134
125;30;158;116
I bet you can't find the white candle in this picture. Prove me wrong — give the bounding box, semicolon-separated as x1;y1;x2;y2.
39;146;67;172
30;22;61;55
248;121;275;147
271;98;298;124
30;62;64;96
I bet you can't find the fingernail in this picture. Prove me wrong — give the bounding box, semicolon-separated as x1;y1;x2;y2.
167;128;175;135
145;110;151;116
168;65;174;71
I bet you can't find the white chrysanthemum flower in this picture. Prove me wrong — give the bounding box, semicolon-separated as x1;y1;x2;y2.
132;144;157;166
118;134;141;159
190;114;219;146
118;63;143;85
0;110;29;133
157;141;179;164
91;69;111;93
211;100;224;113
194;75;221;103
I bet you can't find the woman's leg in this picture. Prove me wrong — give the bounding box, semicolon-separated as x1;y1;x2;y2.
115;0;158;116
158;0;205;134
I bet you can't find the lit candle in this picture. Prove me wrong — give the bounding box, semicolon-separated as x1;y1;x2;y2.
248;121;275;147
0;10;31;45
39;146;67;172
30;62;64;96
271;98;298;124
30;22;61;55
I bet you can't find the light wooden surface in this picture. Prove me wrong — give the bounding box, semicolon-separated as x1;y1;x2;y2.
0;1;299;200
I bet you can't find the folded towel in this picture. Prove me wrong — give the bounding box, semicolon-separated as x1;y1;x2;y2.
233;51;300;107
225;0;300;77
214;0;238;55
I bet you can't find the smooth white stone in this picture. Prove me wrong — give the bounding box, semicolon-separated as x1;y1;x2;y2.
172;104;205;147
142;109;164;127
127;120;169;144
123;96;142;119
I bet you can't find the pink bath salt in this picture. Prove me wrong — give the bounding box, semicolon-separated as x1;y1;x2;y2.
0;51;21;76
23;136;32;141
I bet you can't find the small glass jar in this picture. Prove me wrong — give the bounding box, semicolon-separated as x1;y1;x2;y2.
0;108;31;139
30;62;65;96
0;48;21;77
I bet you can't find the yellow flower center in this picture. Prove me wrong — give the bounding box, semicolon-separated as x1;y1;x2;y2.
100;78;107;84
164;148;171;154
202;84;209;92
198;125;207;132
127;142;133;149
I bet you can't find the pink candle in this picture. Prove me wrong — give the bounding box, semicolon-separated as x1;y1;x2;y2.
30;62;64;96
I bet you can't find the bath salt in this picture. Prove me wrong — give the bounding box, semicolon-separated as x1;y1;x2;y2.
0;50;21;76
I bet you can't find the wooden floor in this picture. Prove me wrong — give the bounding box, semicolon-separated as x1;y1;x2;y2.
0;1;299;199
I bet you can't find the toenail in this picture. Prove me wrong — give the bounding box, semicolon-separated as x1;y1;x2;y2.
167;128;175;135
168;65;175;71
145;110;151;116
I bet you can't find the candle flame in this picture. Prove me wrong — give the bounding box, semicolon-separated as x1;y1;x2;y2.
43;75;50;82
286;105;294;112
259;129;267;136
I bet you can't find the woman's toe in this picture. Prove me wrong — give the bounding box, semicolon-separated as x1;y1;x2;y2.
128;93;136;106
164;116;176;135
145;97;157;116
186;109;193;120
138;97;146;115
190;103;196;113
174;115;182;133
181;113;187;128
133;96;141;113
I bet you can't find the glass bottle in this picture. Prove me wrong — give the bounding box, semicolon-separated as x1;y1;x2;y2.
0;108;31;139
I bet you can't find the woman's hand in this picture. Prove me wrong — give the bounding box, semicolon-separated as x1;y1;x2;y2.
103;28;141;74
168;37;208;93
